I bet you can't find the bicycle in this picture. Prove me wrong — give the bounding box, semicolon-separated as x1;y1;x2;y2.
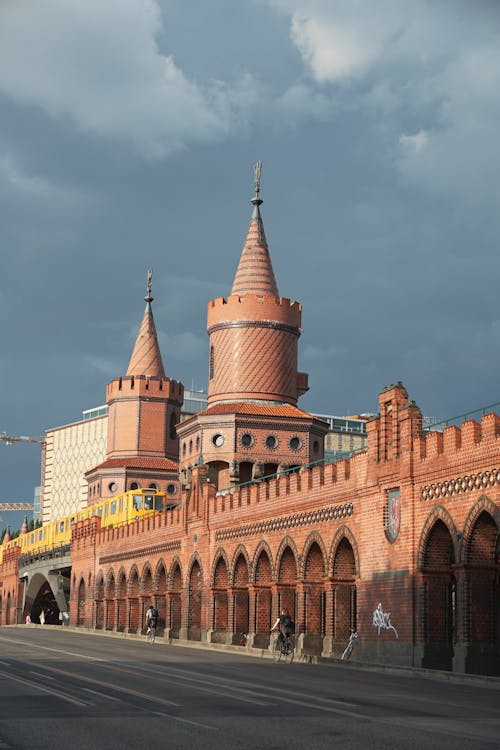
146;625;156;644
272;632;295;663
341;629;358;660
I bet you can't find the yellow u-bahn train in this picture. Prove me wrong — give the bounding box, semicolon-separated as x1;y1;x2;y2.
0;488;173;563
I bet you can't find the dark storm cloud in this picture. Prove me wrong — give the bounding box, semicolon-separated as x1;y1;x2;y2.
0;1;498;524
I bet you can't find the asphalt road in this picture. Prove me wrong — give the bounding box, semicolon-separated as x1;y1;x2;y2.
0;627;498;750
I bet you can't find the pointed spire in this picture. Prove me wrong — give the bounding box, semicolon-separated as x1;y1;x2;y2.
231;161;279;298
20;516;29;534
3;526;11;543
126;270;166;379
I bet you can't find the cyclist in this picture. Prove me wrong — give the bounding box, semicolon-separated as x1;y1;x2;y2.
145;602;158;635
271;607;293;647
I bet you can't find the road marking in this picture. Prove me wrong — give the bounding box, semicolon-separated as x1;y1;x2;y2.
153;712;217;731
0;661;10;667
0;635;106;662
0;669;90;707
30;662;181;708
150;664;359;711
29;671;55;680
82;688;122;702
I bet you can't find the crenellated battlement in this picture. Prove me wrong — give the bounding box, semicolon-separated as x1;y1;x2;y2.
413;412;500;466
210;450;368;521
207;293;302;330
106;375;184;401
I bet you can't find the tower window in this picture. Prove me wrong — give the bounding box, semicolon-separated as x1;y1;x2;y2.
170;412;177;440
209;345;215;380
265;435;278;450
212;433;224;447
289;436;301;451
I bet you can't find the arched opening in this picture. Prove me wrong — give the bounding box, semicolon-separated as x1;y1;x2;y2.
170;563;182;639
239;461;253;485
77;578;86;626
188;561;202;640
332;537;357;644
277;546;297;624
207;461;230;492
116;572;127;632
233;554;249;643
263;463;278;478
106;573;115;630
95;574;105;630
421;519;455;671
29;579;60;625
303;541;326;655
155;563;167;635
254;550;272;648
128;569;140;633
465;511;499;675
212;556;229;642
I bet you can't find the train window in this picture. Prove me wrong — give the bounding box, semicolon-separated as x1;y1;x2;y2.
119;498;123;512
155;497;164;511
30;534;34;543
110;501;117;515
59;522;64;533
70;518;75;525
38;531;43;541
132;495;143;510
144;495;154;510
148;484;157;491
97;506;103;517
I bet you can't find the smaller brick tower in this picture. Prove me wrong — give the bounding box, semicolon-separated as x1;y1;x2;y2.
178;164;328;492
85;272;183;502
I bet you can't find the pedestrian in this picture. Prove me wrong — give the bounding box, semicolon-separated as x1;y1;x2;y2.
25;613;31;624
59;611;63;626
39;609;45;625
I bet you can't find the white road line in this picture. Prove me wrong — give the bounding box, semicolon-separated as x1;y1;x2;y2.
153;712;217;731
0;669;90;707
29;671;55;680
0;635;106;662
31;663;181;708
0;662;10;667
82;688;122;702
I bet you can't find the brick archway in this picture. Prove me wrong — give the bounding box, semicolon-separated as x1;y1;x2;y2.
169;560;183;639
331;535;357;642
419;518;456;671
212;553;229;639
77;578;86;626
95;572;105;630
188;559;203;640
254;546;273;645
105;570;116;631
233;551;250;640
463;507;499;675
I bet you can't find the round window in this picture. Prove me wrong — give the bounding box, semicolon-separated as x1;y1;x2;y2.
265;435;277;450
212;433;225;447
241;433;253;447
167;484;176;495
130;482;139;490
289;436;301;451
108;482;117;493
149;483;157;490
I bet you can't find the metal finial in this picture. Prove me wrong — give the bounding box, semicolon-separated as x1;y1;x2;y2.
253;160;262;197
145;268;153;304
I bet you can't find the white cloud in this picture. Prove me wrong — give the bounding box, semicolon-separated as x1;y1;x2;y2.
399;130;428;153
0;0;232;158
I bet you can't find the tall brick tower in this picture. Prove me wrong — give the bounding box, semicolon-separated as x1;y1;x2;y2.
85;272;183;502
178;164;328;491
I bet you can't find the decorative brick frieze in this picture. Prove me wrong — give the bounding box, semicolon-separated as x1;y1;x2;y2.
420;468;500;501
99;539;181;565
215;502;354;542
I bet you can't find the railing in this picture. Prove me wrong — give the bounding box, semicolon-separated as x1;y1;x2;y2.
18;544;71;568
422;401;500;432
216;448;365;496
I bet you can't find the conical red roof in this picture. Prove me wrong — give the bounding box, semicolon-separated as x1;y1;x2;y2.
126;275;166;379
231;200;279;298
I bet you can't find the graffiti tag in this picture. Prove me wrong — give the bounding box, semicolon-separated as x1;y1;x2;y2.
372;602;398;639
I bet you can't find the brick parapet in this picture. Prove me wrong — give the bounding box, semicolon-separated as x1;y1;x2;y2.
106;375;183;403
207;294;302;330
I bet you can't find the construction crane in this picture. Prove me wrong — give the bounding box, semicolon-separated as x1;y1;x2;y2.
0;502;35;526
0;433;45;445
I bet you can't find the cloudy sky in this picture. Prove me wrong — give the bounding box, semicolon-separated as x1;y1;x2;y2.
1;0;499;529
